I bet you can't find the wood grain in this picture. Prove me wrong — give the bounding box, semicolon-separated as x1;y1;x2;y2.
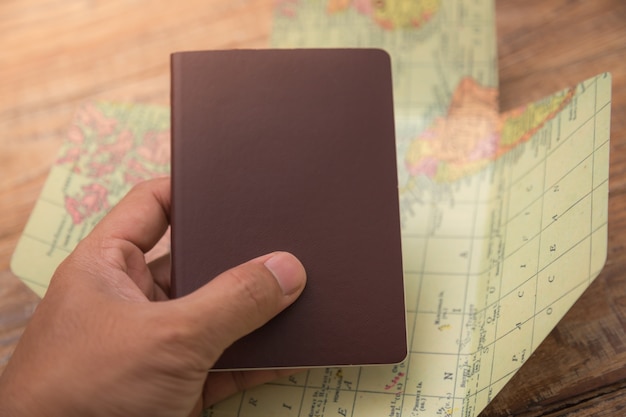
0;0;624;415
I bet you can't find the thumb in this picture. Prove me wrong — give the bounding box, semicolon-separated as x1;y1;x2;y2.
180;252;306;365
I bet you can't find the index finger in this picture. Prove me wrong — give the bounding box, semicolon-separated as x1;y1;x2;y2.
90;177;171;253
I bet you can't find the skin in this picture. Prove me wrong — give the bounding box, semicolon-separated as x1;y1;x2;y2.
0;177;307;417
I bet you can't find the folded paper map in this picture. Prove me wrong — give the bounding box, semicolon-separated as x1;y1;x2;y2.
11;0;611;416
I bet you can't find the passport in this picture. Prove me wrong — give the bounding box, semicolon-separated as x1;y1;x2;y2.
170;48;406;369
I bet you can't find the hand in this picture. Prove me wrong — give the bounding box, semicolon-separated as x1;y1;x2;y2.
0;177;307;417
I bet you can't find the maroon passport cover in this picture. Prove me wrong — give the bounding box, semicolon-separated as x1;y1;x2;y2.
171;49;406;369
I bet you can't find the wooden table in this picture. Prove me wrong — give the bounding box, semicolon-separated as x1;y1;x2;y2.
1;1;624;415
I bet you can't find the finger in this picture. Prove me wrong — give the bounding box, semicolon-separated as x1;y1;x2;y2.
90;177;171;253
203;369;305;406
75;178;171;300
181;251;306;365
147;254;171;301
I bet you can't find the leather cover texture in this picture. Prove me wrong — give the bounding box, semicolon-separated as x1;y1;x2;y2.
171;48;406;369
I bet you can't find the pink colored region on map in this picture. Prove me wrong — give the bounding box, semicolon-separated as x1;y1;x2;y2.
57;103;170;225
92;130;134;174
405;77;576;182
277;0;439;30
77;102;118;137
65;183;110;225
326;0;373;14
276;0;298;17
